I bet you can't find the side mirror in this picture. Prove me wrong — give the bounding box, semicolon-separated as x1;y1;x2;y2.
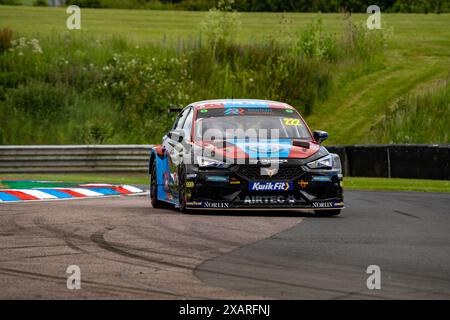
313;130;328;144
169;129;184;143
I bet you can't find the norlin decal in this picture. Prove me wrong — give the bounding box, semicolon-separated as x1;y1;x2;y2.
203;202;230;208
312;202;334;208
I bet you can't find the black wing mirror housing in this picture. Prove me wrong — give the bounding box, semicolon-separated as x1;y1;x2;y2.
170;129;184;143
313;130;329;144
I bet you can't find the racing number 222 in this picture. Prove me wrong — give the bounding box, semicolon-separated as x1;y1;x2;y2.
283;118;301;126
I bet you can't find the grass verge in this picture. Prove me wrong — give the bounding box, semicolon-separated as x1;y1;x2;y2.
1;174;449;193
344;177;450;193
0;173;150;186
0;7;449;145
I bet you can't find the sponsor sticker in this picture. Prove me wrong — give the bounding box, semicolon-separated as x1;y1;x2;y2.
249;181;293;191
186;201;203;207
283;118;301;126
229;178;241;185
205;176;229;182
298;180;309;188
256;159;288;165
203;202;230;208
224;108;245;115
311;176;332;182
311;201;344;208
186;201;231;208
185;181;195;188
244;195;296;204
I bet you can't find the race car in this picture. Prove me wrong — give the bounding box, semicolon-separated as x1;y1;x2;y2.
149;99;344;216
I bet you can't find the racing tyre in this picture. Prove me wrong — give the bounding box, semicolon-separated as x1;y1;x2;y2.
178;168;189;214
150;163;164;208
314;209;341;217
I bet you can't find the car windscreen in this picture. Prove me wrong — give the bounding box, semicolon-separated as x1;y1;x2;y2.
194;108;311;141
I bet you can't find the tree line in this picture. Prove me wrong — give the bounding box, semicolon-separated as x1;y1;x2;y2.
162;0;449;12
63;0;449;13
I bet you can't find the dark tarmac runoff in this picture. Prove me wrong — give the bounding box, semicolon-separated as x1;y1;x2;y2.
0;190;449;299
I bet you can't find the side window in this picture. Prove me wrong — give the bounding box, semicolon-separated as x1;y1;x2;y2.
174;108;190;130
182;108;194;141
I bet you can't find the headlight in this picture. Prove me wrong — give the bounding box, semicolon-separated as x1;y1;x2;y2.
306;154;342;174
306;155;333;169
196;156;230;168
331;154;342;175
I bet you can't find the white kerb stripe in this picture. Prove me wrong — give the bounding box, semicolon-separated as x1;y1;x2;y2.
17;189;58;199
69;188;104;196
122;185;144;193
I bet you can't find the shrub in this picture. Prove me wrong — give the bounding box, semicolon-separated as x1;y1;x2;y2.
5;81;73;120
65;0;103;8
297;18;339;62
372;78;450;143
0;0;21;5
33;0;48;6
0;28;13;53
97;52;192;141
200;0;241;52
341;17;386;65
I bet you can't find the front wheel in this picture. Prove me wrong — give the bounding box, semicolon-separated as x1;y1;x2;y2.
150;163;164;208
178;168;189;214
314;209;341;217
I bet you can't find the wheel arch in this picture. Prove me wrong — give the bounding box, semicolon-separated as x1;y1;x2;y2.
149;145;165;174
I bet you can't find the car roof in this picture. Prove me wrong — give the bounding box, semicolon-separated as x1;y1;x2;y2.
190;99;294;110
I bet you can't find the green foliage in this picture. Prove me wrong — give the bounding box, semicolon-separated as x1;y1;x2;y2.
187;41;333;115
341;17;386;65
0;27;13;53
389;0;450;13
32;0;47;6
98;53;192;141
373;78;450;143
297;18;339;62
5;81;72;120
200;0;241;50
65;0;104;8
53;0;450;13
0;0;22;5
0;10;392;145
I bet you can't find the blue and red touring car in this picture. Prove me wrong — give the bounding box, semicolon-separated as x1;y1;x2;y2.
149;99;344;216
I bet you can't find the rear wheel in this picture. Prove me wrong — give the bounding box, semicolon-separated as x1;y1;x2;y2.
150;163;164;208
314;209;341;217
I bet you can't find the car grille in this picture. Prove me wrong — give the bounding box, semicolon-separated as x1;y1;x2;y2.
235;165;304;181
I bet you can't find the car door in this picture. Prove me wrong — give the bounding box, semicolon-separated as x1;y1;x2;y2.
163;107;191;198
180;107;194;166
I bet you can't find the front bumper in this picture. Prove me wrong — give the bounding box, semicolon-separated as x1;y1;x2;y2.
184;163;344;210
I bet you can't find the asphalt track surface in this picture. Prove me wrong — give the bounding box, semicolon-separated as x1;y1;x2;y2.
0;190;449;299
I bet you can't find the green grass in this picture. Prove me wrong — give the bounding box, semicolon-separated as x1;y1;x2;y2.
0;7;357;43
372;78;449;143
0;6;449;144
344;177;450;193
1;174;449;193
0;173;150;185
